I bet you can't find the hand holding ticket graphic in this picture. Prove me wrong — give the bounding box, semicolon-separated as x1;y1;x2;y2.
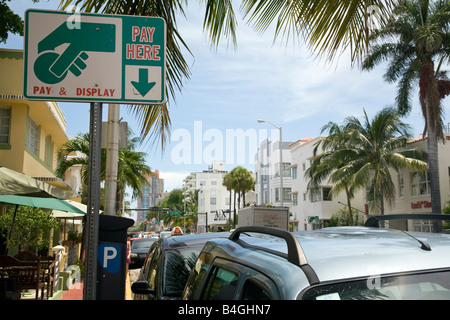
34;21;116;84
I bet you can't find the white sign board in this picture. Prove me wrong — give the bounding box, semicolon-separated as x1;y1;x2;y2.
24;9;166;104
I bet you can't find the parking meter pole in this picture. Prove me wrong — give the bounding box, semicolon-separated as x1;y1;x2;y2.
83;102;103;300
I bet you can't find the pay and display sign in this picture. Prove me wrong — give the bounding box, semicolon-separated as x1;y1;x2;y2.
24;9;166;104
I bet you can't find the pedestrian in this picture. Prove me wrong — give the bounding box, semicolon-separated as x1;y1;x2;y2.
126;235;131;273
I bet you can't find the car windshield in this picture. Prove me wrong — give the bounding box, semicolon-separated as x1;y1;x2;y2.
162;247;201;296
302;270;450;300
132;239;155;250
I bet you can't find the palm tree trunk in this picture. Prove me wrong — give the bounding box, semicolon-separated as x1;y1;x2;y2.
422;59;443;232
345;186;354;226
426;107;442;232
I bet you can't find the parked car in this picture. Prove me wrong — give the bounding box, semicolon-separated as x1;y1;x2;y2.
127;232;143;242
131;232;231;300
129;237;158;269
183;215;450;300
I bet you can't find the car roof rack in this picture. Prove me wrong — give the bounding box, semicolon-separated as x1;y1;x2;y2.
365;214;450;228
365;214;450;251
229;226;319;285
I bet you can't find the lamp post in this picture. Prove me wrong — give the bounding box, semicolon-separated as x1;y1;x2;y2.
257;119;283;207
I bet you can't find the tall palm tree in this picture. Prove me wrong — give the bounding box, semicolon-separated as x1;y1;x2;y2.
362;0;450;221
56;132;151;212
222;171;233;214
306;122;360;225
241;0;398;64
343;107;428;214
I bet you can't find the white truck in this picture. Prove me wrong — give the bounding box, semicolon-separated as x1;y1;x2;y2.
238;206;290;230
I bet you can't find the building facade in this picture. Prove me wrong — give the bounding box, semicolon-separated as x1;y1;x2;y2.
136;170;164;224
383;135;450;231
0;49;76;194
254;138;293;207
289;137;366;231
255;133;450;232
183;161;230;232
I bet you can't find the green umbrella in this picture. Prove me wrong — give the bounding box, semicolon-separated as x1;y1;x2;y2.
0;195;85;214
0;195;85;256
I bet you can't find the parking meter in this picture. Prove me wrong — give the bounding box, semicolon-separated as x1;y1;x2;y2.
96;215;134;300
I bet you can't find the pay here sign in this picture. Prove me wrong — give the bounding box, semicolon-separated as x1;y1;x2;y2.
24;9;166;104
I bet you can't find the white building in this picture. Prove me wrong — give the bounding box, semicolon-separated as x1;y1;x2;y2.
289;138;366;231
254;138;293;207
288;134;450;232
183;161;230;232
382;134;450;231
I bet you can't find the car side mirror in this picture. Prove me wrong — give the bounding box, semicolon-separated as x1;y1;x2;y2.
131;280;156;295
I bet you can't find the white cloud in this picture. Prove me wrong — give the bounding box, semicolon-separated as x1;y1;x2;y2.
158;171;190;192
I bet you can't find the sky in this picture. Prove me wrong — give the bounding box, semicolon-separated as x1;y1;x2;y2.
3;0;439;198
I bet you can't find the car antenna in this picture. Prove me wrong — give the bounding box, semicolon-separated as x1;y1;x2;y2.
369;216;431;251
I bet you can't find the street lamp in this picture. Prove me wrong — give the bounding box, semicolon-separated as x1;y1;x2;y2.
257;119;284;207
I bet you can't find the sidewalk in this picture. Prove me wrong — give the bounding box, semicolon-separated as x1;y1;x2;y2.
60;272;133;300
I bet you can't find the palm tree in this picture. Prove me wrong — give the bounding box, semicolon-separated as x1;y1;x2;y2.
222;172;233;214
362;0;450;221
306;122;360;225
240;0;398;64
229;166;255;208
343;107;428;215
56;131;151;212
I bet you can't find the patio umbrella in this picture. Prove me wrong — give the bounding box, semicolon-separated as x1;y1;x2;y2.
0;195;85;256
0;195;85;214
52;199;87;219
0;167;74;199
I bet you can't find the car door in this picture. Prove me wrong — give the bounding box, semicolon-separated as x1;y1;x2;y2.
200;258;280;300
133;244;161;300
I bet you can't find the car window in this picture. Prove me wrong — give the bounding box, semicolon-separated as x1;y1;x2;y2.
302;270;450;300
182;251;212;300
163;248;200;296
241;280;272;300
132;239;155;249
202;267;239;300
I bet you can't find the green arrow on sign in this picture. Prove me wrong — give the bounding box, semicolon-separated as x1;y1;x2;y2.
131;68;156;97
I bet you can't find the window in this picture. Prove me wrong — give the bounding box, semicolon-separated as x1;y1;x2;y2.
293;193;298;206
183;252;212;300
210;197;216;205
275;162;291;177
292;166;297;179
411;172;430;196
202;267;238;300
398;174;404;198
302;270;450;300
163;248;200;296
241;280;272;300
45;135;53;167
282;188;292;202
311;188;332;202
0;107;11;145
27;117;39;155
276;188;292;203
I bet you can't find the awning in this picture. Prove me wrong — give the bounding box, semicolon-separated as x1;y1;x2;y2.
0;167;74;199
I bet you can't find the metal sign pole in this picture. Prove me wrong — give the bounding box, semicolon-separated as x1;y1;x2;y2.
83;102;103;300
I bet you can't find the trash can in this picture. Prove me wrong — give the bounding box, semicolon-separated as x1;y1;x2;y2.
96;215;134;300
